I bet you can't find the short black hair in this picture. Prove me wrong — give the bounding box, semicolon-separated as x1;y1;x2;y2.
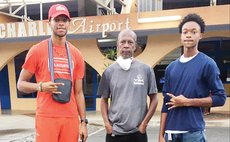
179;13;205;33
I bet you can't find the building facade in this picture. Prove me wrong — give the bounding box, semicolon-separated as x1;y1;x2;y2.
0;0;229;112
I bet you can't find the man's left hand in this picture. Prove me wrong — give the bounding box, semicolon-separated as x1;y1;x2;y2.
80;124;88;142
138;123;147;134
166;93;189;110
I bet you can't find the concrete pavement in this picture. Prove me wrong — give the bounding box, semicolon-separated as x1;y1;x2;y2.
0;110;229;142
87;111;230;142
87;126;230;142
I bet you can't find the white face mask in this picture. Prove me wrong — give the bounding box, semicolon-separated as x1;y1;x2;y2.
116;56;133;70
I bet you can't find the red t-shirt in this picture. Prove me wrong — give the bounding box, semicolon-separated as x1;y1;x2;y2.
23;39;85;117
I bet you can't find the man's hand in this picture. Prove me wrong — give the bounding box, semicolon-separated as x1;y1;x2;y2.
40;81;64;94
80;123;88;142
158;135;166;142
138;123;147;134
105;122;113;134
166;93;189;110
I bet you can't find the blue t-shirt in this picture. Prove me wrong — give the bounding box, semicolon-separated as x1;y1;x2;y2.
162;52;226;131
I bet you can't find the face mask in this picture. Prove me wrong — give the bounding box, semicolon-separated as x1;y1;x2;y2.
116;56;133;70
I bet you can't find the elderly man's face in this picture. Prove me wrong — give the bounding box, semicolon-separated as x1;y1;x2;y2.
117;33;136;59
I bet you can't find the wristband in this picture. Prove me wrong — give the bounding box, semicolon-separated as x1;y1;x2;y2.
38;82;43;92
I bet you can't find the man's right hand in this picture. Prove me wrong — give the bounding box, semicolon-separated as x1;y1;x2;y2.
40;81;64;94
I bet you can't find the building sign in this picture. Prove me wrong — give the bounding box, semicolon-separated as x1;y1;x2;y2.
0;15;131;38
69;17;130;37
0;6;229;39
0;21;51;38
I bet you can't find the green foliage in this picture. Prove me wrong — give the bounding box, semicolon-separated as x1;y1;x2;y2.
103;48;117;69
104;48;117;61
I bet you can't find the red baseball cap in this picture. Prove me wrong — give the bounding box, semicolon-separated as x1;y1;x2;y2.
48;4;70;20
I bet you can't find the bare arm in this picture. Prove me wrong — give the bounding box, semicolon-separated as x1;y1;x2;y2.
17;69;64;94
74;79;88;141
166;93;213;110
158;112;167;142
17;69;38;94
139;93;158;133
101;97;113;134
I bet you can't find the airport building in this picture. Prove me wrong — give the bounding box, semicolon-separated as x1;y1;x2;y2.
0;0;229;113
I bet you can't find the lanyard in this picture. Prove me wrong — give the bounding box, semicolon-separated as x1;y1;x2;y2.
48;38;73;82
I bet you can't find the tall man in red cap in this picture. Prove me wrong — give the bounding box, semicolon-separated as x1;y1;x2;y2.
17;4;88;142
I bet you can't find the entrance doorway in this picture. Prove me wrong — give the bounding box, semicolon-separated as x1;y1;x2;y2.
0;65;11;109
84;63;100;111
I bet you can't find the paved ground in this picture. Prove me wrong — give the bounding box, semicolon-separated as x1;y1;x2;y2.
0;111;229;142
87;126;230;142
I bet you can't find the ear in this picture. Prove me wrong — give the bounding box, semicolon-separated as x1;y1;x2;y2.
199;33;203;40
116;43;120;56
48;18;53;26
48;20;51;26
133;43;137;52
116;42;119;50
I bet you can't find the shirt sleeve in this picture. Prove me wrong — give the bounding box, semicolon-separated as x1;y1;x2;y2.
161;66;170;113
205;59;226;107
148;67;158;95
22;45;38;74
97;70;110;98
73;48;85;80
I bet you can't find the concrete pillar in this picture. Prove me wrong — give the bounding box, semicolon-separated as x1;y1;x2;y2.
78;0;86;16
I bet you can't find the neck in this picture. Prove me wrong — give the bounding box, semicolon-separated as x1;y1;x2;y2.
51;35;66;47
183;46;199;57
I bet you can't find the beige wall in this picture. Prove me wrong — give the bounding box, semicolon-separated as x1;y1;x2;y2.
5;32;229;111
1;5;230;72
0;41;34;71
0;13;19;112
0;12;19;23
224;84;230;97
8;59;37;111
69;39;112;75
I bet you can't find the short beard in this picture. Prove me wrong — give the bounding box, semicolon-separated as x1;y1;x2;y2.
53;31;67;38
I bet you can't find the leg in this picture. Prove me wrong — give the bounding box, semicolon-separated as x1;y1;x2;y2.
182;131;207;142
36;116;60;142
59;117;79;142
106;134;132;142
106;134;119;142
130;132;148;142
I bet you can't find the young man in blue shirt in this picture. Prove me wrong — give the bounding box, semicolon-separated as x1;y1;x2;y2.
158;13;226;142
